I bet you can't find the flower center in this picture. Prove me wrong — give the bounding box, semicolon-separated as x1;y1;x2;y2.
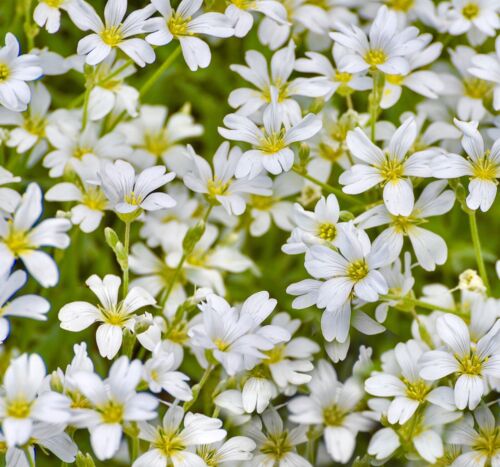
4;228;31;256
463;78;492;99
100;400;124;423
380;158;405;183
259;130;287;154
346;259;369;282
391;215;421;234
168;13;191;36
69;391;92;409
166;320;189;344
264;344;285;364
250;194;274;210
7;398;32;418
214;337;231;351
319;142;343;162
364;49;387;67
323;405;345;426
144;132;169;157
207;177;231;199
43;0;64;7
260;431;293;460
73;146;92;160
155;429;186;456
100;305;129;326
23;116;47;137
317;222;337;241
231;0;257;10
335;71;352;84
456;352;483;376
472;428;500;458
124;191;143;206
263;80;289;103
472;154;497;181
100;26;123;46
82;187;108;211
387;0;414;11
462;2;479;19
0;63;10;82
386;74;404;85
403;378;430;402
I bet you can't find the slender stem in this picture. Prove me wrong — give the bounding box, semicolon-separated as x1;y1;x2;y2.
123;221;131;297
292;166;363;205
130;434;139;462
382;294;461;315
369;71;384;142
346;94;353;110
81;85;92;130
140;46;181;98
23;0;36;50
183;364;214;412
24;448;35;467
468;211;490;293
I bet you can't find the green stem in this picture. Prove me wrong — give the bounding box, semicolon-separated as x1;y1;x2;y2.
23;0;36;50
382;294;461;315
183;364;214;412
130;434;139;462
291;166;363;205
24;447;35;467
123;221;131;297
468;211;490;294
346;94;353;110
81;85;92;130
140;46;181;98
369;71;384;142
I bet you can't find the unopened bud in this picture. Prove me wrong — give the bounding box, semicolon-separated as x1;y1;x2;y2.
458;269;486;293
183;221;206;254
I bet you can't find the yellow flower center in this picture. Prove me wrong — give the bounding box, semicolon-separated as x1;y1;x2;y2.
23;116;47;137
346;259;369;282
262;80;289;103
166;320;189;344
100;305;129;326
386;74;404;85
4;228;31;256
168;13;191;37
100;26;123;47
403;378;430;402
207;177;231;199
380;158;405;183
462;2;479;19
335;72;352;84
7;398;32;418
124;191;143;206
250;194;274;210
472;153;498;181
82;187;107;211
0;63;10;82
387;0;414;11
214;338;231;351
464;78;492;99
391;214;423;234
144;132;169;157
260;431;293;460
319;142;343;162
69;391;92;409
73;146;92;160
155;429;186;456
264;344;285;364
323;405;345;426
472;428;500;458
365;49;387;67
317;222;337;241
456;352;484;376
42;0;64;7
100;400;124;423
259;130;286;154
231;0;257;10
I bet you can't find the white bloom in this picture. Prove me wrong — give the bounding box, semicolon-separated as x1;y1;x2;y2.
118;104;203;170
419;313;500;410
98;159;176;216
133;405;226;467
189;291;290;375
219;89;322;178
433;119;500;212
146;0;234;71
34;0;71;33
196;436;256;465
71;356;158;460
0;354;71;447
184;142;272;216
289;360;372;464
446;0;499;43
0;167;20;214
340;117;432;216
356;180;455;270
330;6;426;76
0;270;50;344
0;33;42;112
58;274;156;359
0;183;71;287
68;0;156;66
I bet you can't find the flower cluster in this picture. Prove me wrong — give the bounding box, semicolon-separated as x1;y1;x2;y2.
0;0;499;465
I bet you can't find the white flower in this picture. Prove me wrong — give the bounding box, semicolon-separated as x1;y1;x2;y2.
355;180;455;271
0;183;71;287
283;194;343;255
433;119;500;212
0;354;71;447
0;167;20;214
189;291;290;375
71;356;158;460
196;436;256;465
288;360;372;464
448;406;500;466
0;270;50;344
34;0;71;33
446;0;499;43
68;0;156;66
133;405;226;467
247;409;311;467
340;117;432;216
225;0;288;38
184;142;272;216
469;36;500;111
229;42;331;126
146;0;234;71
118;104;203;170
219;89;322;178
419;313;500;410
0;33;42;112
98;159;176;216
330;6;426;76
58;274;156;359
